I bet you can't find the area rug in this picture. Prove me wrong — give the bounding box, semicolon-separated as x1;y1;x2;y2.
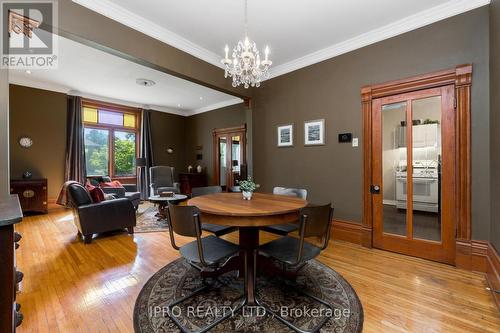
134;258;363;333
135;203;169;233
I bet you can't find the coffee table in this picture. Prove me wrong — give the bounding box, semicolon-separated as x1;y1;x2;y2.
148;194;188;220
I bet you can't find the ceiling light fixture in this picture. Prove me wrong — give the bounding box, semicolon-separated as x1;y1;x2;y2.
136;78;155;87
221;0;272;88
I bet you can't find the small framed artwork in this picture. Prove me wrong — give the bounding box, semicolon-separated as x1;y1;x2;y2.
277;124;294;147
304;119;325;145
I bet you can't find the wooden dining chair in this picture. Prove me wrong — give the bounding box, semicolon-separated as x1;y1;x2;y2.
260;186;308;236
257;203;334;333
166;203;243;333
191;186;238;237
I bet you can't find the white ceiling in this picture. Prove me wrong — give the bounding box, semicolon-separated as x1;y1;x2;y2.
8;36;242;116
73;0;490;78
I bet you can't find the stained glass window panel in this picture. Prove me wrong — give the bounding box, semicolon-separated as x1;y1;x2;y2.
83;107;98;123
98;110;123;126
124;113;136;128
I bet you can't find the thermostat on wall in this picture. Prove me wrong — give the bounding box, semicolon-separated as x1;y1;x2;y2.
338;133;352;143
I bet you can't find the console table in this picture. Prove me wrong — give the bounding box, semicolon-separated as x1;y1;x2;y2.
179;173;207;195
0;195;24;332
10;179;48;214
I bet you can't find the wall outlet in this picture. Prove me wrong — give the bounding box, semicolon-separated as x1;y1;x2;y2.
352;138;359;147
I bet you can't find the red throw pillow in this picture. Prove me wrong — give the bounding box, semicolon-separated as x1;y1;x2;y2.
89;187;105;203
100;180;123;188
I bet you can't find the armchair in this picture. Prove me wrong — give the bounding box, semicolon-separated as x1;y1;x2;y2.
149;166;180;196
67;183;136;244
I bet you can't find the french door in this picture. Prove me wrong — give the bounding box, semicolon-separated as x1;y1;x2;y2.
371;86;456;264
213;125;247;191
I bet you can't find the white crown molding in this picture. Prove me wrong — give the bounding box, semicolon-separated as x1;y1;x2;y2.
9;76;187;116
71;0;224;69
269;0;490;79
187;98;244;116
9;75;242;116
73;0;489;80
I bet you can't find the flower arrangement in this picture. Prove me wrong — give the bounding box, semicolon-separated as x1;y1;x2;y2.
237;178;260;200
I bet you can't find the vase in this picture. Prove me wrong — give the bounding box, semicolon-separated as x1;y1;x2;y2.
242;191;253;200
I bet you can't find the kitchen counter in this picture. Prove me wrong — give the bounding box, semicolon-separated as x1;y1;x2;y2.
0;195;23;226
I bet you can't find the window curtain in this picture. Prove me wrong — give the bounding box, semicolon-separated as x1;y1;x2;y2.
139;109;154;199
64;95;86;184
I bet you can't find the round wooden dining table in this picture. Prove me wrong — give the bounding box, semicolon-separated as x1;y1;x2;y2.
188;192;307;305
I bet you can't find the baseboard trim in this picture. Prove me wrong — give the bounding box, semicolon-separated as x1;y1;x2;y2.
331;219;363;245
48;198;63;211
456;240;489;272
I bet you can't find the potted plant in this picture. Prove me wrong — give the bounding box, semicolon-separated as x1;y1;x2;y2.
237;178;260;200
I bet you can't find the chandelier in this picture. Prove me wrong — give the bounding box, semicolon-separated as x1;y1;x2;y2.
221;0;272;88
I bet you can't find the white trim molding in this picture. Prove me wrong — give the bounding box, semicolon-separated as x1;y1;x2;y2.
73;0;489;80
187;98;244;116
8;78;240;116
71;0;224;69
269;0;490;78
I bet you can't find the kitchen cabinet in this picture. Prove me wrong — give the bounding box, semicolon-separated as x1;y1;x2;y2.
397;123;440;148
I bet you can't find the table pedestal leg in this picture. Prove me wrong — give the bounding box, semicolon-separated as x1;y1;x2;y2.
157;203;168;221
239;227;259;305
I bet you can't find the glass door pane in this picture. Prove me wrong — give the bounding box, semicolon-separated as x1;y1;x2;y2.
411;96;442;241
231;135;242;186
382;102;408;236
84;128;109;176
114;131;137;176
219;137;227;187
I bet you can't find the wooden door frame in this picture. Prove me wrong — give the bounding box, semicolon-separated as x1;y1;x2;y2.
212;125;247;188
360;64;472;254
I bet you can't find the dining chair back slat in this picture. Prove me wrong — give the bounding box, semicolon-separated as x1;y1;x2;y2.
300;204;333;239
191;186;222;197
167;204;201;238
273;186;307;200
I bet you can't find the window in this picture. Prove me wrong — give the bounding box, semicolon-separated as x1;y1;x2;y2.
83;101;140;180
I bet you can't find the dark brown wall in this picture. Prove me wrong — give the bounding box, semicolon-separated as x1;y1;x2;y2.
185;103;248;184
9;85;67;199
150;110;187;179
490;1;500;252
252;8;491;240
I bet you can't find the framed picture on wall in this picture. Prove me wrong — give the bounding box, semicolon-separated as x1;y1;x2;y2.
277;124;294;147
304;119;325;145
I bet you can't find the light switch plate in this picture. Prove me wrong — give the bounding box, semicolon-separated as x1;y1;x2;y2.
352;138;359;147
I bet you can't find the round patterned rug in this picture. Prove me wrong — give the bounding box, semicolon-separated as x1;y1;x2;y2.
134;258;363;333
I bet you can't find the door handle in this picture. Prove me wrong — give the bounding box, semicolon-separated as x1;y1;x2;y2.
370;185;381;194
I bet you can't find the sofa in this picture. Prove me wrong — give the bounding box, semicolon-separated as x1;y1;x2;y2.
67;183;136;244
87;176;141;210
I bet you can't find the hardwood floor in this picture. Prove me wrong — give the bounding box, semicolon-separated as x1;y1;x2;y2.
16;208;500;333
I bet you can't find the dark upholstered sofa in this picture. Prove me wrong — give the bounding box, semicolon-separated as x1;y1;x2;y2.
87;176;141;210
67;183;136;244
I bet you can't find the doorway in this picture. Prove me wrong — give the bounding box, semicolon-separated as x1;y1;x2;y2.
213;125;247;191
371;86;456;263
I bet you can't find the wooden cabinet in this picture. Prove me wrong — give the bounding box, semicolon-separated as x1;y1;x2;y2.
397;123;440;148
0;196;23;332
10;179;48;214
179;173;208;195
